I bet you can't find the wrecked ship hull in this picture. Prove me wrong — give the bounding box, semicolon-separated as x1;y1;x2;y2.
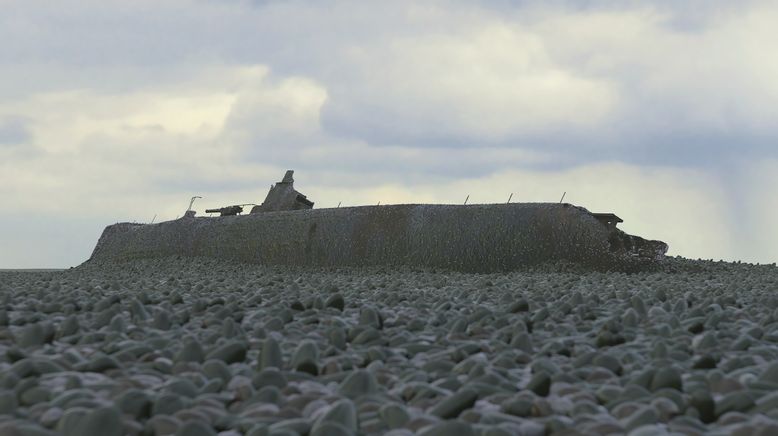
88;203;667;272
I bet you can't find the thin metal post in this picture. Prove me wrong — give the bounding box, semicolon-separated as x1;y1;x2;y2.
507;193;513;204
464;195;469;205
559;192;566;203
187;196;202;212
337;202;341;208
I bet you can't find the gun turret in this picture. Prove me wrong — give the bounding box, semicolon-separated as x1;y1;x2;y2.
205;205;244;216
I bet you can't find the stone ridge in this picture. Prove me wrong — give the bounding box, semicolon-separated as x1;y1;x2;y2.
87;203;666;272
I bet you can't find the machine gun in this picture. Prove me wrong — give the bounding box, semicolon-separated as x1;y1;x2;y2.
205;204;255;216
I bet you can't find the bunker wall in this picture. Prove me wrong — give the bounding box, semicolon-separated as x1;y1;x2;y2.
88;203;641;271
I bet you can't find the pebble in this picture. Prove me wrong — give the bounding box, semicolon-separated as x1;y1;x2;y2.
417;420;475;436
174;420;217;436
525;372;551;396
259;337;284;370
339;369;379;399
0;390;18;414
326;294;345;311
312;399;357;433
206;341;247;364
651;367;683;392
115;388;152;419
380;403;411;429
428;388;478;419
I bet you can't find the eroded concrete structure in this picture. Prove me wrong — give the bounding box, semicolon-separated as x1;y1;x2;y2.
250;170;313;214
88;171;668;272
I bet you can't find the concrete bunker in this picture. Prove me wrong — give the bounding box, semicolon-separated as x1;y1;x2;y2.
87;170;668;272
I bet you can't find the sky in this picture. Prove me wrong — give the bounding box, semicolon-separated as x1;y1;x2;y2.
1;0;777;268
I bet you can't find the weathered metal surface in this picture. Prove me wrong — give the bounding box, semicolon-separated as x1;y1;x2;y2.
205;205;244;216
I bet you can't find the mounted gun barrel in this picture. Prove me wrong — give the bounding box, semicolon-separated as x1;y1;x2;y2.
205;205;244;216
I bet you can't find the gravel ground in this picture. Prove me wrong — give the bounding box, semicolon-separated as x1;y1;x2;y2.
1;257;777;436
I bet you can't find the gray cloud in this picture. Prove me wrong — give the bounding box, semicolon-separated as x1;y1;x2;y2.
0;0;776;267
0;116;31;146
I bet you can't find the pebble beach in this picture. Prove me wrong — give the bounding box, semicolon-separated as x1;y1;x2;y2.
1;257;778;436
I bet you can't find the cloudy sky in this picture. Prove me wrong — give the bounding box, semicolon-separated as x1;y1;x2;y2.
1;0;776;268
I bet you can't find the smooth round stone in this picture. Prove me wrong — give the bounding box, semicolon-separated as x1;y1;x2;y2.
245;424;269;436
20;386;52;406
651;396;680;421
259;338;284;370
359;307;382;329
115;388;152;419
163;379;199;398
254;385;283;404
501;397;533;417
252;368;288;390
651;367;683;392
206;341;247;364
202;359;232;382
622;308;639;327
290;340;319;375
56;316;80;338
510;333;533;354
312;399;357;433
449;318;468;335
328;328;347;350
759;362;778;384
175;420;217;436
0;421;56;436
689;391;716;424
339;370;379;399
84;354;121;372
379;403;411;429
264;317;284;331
593;354;623;375
525;372;551;397
692;333;717;351
508;299;529;313
152;310;173;330
482;427;513;436
716;391;756;417
621;405;658;431
146;415;182;435
56;407;89;436
175;338;205;363
352;328;382;345
67;406;123;436
627;424;669;436
691;355;717;370
200;378;224;394
268;418;311;435
310;421;354;436
596;331;625;348
152;393;190;416
325;294;345;311
16;322;51;348
428;388;478;419
39;406;64;428
0;389;19;414
417;420;475;436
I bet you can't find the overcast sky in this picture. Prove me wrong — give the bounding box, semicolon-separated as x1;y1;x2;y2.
1;0;776;268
